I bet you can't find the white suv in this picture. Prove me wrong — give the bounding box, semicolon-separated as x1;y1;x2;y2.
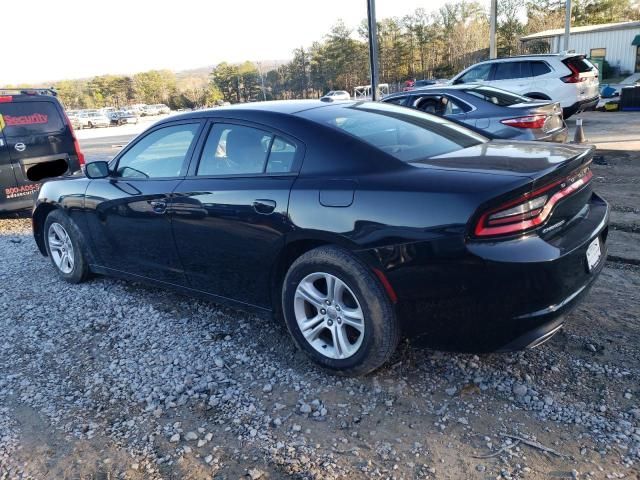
450;54;599;118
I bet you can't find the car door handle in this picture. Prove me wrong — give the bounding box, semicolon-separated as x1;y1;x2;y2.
149;200;167;214
253;199;276;215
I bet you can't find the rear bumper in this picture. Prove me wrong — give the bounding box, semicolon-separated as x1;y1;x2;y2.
379;192;609;352
564;96;600;117
537;125;569;143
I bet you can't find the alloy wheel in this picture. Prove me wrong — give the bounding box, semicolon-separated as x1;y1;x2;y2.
294;272;365;359
47;222;75;274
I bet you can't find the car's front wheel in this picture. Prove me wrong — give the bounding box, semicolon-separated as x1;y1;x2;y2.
282;246;400;376
44;210;90;283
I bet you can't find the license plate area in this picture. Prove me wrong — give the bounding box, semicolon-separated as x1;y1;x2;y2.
586;237;602;272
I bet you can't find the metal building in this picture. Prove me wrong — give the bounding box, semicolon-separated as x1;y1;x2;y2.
521;21;640;76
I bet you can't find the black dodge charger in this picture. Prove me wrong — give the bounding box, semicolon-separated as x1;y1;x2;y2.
32;100;608;375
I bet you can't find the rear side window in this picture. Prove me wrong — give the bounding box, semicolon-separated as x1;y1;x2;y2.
299;102;486;162
384;96;408;106
266;137;296;173
463;86;532;106
563;56;595;73
0;101;64;136
530;61;551;76
198;124;272;176
493;61;530;80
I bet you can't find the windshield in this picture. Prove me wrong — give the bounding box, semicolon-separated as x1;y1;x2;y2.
299;101;486;162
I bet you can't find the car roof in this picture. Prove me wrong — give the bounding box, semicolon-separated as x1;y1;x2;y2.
468;53;582;66
159;100;344;123
383;83;486;99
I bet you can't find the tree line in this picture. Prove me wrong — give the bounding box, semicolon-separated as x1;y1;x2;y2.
4;0;638;109
212;0;640;102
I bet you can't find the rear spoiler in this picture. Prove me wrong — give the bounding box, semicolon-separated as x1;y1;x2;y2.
0;88;57;97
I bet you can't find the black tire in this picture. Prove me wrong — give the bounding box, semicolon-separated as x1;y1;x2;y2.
282;245;400;376
43;209;90;284
88;122;93;129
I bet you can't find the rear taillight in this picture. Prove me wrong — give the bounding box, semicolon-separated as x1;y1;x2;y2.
561;62;586;83
474;167;593;237
63;112;85;166
501;115;547;129
0;95;13;103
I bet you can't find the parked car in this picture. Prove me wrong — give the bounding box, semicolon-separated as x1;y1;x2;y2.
321;90;351;101
142;105;161;116
0;89;84;213
32;100;608;375
154;104;170;115
382;84;568;142
109;111;139;126
450;54;600;119
77;111;111;129
403;79;437;91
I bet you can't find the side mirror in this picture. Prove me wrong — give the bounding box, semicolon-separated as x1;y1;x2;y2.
84;160;110;179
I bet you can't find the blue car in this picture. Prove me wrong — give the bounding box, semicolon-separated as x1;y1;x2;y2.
382;84;568;143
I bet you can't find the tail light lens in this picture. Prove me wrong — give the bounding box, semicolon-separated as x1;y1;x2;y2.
63;112;85;166
501;115;547;129
0;95;13;103
474;167;593;237
561;62;586;83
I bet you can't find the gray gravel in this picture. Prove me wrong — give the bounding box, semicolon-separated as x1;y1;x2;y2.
0;216;639;479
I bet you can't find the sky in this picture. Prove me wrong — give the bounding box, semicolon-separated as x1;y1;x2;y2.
3;0;492;85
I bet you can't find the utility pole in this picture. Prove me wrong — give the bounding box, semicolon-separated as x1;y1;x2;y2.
489;0;497;59
366;0;379;100
564;0;572;52
256;62;267;101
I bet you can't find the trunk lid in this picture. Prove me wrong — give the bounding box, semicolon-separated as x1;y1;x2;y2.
417;140;593;181
413;141;595;237
506;101;565;133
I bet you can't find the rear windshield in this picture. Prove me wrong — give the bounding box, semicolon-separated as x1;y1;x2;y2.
298;102;486;162
0;101;64;136
563;56;595;73
463;86;533;106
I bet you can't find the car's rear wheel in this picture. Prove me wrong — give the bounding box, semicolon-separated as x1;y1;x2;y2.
282;246;399;376
88;122;94;129
44;210;90;283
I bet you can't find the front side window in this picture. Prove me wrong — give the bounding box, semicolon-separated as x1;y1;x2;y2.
198;124;272;176
413;95;466;116
458;63;491;83
116;123;199;178
0;101;64;136
299;102;486;162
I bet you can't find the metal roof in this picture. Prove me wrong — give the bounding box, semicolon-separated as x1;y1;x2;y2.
521;21;640;41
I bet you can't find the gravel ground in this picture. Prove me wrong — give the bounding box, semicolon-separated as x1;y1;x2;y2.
1;150;639;479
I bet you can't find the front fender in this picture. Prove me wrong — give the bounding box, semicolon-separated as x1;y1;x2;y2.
32;176;91;256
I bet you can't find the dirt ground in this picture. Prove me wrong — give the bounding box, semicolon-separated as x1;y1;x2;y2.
0;118;639;480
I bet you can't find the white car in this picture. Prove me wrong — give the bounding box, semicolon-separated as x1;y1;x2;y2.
142;105;161;116
77;111;111;129
450;53;600;118
321;90;351;101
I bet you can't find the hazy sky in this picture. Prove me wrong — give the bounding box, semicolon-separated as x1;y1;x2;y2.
4;0;492;84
